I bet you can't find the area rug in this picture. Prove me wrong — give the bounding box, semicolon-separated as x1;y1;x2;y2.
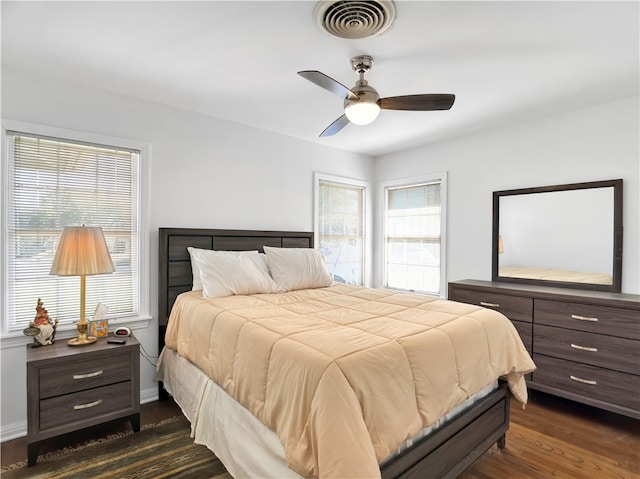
1;415;232;479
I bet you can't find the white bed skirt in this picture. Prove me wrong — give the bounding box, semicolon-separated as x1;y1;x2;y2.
156;347;497;479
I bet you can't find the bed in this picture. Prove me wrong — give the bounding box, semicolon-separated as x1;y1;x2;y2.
156;228;535;479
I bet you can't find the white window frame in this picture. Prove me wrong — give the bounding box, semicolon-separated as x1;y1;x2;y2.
313;172;371;287
380;172;448;297
1;120;151;346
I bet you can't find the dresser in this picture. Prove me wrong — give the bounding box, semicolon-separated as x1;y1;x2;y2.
26;335;140;465
448;280;640;419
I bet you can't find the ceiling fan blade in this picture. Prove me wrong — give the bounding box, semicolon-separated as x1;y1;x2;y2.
379;94;455;111
319;114;350;137
298;71;358;100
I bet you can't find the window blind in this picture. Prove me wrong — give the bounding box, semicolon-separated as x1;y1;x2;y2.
317;179;365;285
5;132;140;332
385;181;442;294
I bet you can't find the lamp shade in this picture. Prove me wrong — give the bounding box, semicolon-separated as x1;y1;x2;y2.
50;226;115;276
344;101;380;125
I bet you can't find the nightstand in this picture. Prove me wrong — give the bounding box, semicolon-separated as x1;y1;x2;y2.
26;334;140;466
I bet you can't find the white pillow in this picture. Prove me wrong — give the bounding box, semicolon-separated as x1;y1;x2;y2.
188;248;278;298
187;247;205;291
263;246;333;292
188;247;262;291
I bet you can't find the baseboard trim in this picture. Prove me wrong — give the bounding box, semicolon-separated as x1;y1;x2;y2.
141;385;159;404
0;420;27;442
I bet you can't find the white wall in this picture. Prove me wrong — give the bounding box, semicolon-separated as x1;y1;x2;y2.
0;68;373;439
373;97;640;295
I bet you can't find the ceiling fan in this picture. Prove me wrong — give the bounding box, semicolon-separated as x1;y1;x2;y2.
298;55;455;137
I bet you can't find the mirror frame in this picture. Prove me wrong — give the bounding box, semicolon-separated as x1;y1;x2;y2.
492;179;623;292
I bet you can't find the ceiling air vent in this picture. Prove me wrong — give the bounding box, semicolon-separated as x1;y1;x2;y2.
315;1;396;39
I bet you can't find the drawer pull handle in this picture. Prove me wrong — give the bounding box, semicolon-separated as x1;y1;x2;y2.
570;375;597;385
570;343;598;352
73;399;103;410
571;314;598;322
73;370;103;380
480;302;500;308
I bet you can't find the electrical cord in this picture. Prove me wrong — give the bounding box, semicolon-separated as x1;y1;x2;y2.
138;341;158;368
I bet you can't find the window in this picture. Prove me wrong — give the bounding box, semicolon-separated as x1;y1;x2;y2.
315;174;368;285
383;173;447;296
3;127;146;334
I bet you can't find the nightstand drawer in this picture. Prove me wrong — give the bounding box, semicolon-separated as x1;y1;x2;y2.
40;381;134;431
532;354;640;412
449;287;533;322
39;353;132;399
535;324;639;374
535;299;640;340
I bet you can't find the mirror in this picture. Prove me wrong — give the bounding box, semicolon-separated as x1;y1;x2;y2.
492;179;622;292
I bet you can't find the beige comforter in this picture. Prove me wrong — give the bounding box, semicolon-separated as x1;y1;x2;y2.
164;284;535;479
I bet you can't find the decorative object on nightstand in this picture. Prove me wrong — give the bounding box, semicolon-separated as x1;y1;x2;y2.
90;303;110;337
23;298;59;347
50;226;115;346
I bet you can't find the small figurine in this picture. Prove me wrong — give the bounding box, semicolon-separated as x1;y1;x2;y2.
23;298;58;347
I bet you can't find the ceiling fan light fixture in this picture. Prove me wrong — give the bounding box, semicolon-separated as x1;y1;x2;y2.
298;54;455;137
344;101;380;125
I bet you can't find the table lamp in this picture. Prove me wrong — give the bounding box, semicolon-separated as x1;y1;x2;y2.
50;226;115;346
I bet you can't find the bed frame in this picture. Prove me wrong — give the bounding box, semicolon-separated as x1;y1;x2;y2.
158;227;510;479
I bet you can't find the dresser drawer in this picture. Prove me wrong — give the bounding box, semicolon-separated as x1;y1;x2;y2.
39;352;132;399
535;299;640;340
532;354;640;412
449;280;640;419
40;381;134;431
535;324;639;374
512;320;532;355
449;287;533;322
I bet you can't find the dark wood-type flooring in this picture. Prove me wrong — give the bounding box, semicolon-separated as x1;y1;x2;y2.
2;391;638;478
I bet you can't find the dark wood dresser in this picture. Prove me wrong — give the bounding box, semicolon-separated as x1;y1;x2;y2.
26;335;140;465
448;280;640;419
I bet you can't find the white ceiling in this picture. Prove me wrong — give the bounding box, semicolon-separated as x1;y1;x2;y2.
2;1;638;157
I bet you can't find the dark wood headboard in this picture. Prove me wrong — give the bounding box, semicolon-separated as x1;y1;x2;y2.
158;227;314;328
157;228;313;399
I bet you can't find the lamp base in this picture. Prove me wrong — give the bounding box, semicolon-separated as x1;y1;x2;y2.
70;316;96;346
68;336;97;346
